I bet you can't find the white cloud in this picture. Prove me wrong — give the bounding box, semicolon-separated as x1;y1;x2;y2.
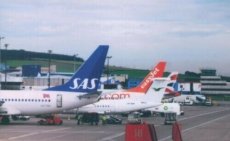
1;0;230;75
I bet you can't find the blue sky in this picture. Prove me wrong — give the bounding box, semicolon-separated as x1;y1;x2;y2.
0;0;230;75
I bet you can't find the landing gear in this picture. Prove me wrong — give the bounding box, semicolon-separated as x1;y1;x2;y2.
0;116;10;124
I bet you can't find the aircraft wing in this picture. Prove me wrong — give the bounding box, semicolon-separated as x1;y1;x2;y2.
78;91;102;99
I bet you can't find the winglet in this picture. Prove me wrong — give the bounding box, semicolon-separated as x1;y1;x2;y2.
45;45;109;93
127;61;166;93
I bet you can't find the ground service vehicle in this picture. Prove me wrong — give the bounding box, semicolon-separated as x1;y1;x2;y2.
127;113;142;124
77;113;99;125
38;115;63;125
164;112;177;125
105;116;122;124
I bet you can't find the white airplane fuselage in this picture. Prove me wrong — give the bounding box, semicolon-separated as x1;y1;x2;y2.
0;45;109;124
78;100;161;114
77;90;163;114
0;90;96;115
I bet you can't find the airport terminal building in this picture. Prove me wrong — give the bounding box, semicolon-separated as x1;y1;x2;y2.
1;63;230;101
200;69;230;100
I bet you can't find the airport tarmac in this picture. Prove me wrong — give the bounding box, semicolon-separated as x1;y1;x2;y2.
0;104;230;141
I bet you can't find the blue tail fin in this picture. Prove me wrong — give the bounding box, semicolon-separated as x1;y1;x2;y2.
46;45;109;93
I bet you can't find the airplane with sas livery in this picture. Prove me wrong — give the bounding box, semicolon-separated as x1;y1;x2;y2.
76;61;167;114
0;45;109;124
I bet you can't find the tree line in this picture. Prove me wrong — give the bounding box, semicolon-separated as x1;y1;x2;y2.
1;49;84;62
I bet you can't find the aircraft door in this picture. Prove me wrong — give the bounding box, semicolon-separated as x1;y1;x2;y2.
56;94;62;108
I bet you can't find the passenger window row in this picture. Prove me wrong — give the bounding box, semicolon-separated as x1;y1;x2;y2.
0;98;51;102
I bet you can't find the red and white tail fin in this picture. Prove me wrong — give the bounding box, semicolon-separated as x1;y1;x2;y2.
164;72;180;97
127;61;166;93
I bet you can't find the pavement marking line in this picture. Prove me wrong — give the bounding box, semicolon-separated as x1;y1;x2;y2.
8;127;71;140
60;130;105;134
99;132;125;141
159;113;230;141
179;108;230;121
8;132;39;140
44;131;105;141
43;127;71;133
182;114;230;133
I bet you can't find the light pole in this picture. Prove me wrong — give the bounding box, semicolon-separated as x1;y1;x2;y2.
0;36;4;70
106;56;112;84
4;43;8;87
48;50;52;88
73;54;78;72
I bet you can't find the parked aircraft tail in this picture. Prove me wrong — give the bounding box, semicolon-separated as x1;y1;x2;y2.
143;78;168;103
127;61;166;93
143;72;179;103
46;45;109;93
164;72;180;97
